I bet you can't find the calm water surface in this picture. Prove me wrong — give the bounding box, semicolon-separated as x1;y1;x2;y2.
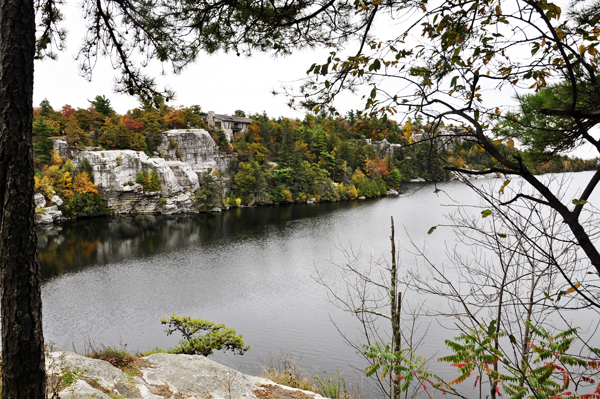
38;173;599;396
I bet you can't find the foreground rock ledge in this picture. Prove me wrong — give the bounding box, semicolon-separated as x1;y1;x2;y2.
47;351;326;399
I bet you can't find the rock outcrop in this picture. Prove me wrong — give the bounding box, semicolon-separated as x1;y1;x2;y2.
47;351;326;399
155;129;234;174
69;149;198;215
46;129;233;218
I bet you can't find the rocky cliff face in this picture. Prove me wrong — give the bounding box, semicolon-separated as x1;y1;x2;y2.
40;129;231;220
155;129;234;174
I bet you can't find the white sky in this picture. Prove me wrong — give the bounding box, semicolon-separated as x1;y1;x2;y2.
32;2;364;118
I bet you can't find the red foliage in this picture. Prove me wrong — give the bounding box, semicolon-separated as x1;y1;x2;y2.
61;105;76;119
123;116;145;133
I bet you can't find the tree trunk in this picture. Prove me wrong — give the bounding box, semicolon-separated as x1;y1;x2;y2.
0;0;46;395
390;217;401;399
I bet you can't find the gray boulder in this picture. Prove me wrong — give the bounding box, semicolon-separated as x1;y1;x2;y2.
47;351;326;399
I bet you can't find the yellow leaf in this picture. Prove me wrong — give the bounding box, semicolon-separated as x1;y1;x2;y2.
579;44;587;55
420;3;426;11
565;282;581;295
403;119;412;139
373;0;382;5
589;47;598;57
594;28;600;37
507;139;514;148
556;27;565;40
492;139;503;145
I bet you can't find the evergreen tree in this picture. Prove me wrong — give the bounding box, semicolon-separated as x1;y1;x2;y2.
32;117;56;168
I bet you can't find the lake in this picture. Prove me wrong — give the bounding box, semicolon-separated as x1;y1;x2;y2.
38;172;600;397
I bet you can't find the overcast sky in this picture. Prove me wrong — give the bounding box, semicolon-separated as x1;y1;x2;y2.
32;2;364;118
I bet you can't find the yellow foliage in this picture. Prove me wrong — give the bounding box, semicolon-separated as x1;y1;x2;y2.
34;175;53;200
348;184;358;199
73;172;98;195
51;149;64;166
59;171;73;189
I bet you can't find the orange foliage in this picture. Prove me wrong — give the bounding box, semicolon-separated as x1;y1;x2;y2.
247;124;261;141
364;157;389;178
73;172;98;195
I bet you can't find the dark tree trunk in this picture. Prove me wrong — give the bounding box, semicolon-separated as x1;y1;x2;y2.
0;0;46;395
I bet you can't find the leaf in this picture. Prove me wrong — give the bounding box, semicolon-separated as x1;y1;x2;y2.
491;139;503;145
497;233;507;238
507;139;514;148
481;209;492;218
373;0;382;4
556;27;565;40
498;179;510;195
427;226;437;235
403;119;412;139
565;282;581;295
572;199;588;206
433;189;441;194
543;292;555;302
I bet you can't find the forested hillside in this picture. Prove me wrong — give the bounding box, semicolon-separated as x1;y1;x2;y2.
33;96;599;214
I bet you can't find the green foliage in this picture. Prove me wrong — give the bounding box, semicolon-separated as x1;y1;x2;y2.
195;172;223;211
61;192;111;218
89;95;114;116
364;342;445;394
158;198;167;207
136;169;162;191
33;117;57;168
439;321;600;399
160;314;249;357
314;370;347;399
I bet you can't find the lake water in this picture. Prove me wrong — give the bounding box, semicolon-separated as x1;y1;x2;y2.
38;172;600;397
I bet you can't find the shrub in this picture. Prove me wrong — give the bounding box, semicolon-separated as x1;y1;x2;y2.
89;347;137;371
195;172;223;211
158;198;167;208
61;192;111;218
160;314;249;357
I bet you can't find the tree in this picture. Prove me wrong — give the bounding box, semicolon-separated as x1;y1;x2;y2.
301;0;600;307
0;0;46;394
160;314;249;356
88;95;114;116
32;117;56;168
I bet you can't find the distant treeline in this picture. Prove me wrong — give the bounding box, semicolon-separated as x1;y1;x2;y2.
32;97;599;212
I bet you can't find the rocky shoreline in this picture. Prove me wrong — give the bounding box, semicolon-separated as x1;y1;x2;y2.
48;351;326;399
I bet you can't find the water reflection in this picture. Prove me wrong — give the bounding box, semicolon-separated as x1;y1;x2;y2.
38;201;368;281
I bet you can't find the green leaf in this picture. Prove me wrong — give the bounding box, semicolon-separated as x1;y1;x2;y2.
543;292;554;302
481;209;492;218
427;226;437;234
433;188;441;194
572;199;588;206
497;233;507;238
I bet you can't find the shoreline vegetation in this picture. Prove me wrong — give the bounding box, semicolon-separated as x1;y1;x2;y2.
32;97;599;221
